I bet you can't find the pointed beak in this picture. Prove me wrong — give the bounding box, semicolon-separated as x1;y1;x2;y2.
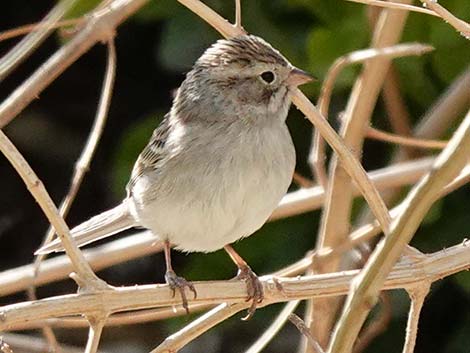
286;67;316;87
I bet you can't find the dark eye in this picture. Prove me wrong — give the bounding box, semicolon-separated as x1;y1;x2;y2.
260;71;275;84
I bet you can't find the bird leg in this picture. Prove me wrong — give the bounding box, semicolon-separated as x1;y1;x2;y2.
163;240;196;314
224;245;264;320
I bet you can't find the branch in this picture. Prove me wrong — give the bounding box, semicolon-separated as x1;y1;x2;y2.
1;242;469;331
0;0;148;128
0;130;106;291
402;285;430;353
310;43;434;186
0;0;79;80
343;0;437;17
328;109;470;353
418;0;470;39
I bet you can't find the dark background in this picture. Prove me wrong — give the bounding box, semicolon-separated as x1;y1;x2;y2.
0;0;469;352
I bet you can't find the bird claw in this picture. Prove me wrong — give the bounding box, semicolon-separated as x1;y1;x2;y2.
165;270;197;314
236;265;264;320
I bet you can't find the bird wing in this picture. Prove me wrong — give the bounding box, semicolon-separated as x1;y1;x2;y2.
126;115;171;193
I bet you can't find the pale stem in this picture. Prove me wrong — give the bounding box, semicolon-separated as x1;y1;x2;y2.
352;293;392;353
0;0;148;128
343;0;438;17
0;130;105;290
0;0;79;81
246;300;301;353
418;0;470;39
402;285;430;353
1;333;86;353
328;109;470;353
235;0;242;30
84;319;106;353
366;127;447;149
0;18;84;42
2;242;469;334
310;43;434;186
27;39;116;350
311;3;412;346
289;314;324;353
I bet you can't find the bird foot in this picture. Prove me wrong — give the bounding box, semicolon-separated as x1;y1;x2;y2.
165;270;197;314
236;265;264;320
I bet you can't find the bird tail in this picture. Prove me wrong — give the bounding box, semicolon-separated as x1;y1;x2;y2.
35;202;136;255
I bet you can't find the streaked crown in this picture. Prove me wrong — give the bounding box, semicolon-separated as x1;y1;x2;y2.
196;35;290;69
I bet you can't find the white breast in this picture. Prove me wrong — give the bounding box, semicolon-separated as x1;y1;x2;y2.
129;121;295;253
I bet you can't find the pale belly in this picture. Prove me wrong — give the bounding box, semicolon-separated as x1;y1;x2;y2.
130;124;295;252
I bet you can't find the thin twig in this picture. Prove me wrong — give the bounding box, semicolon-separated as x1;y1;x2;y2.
311;4;414;345
0;130;106;290
0;0;148;128
310;43;433;185
37;39;117;260
353;293;392;353
418;0;470;39
0;0;79;81
0;18;83;42
27;38;116;351
328;109;470;353
84;319;106;353
234;0;242;30
293;171;315;188
246;300;300;353
402;284;430;353
289;314;325;353
366;126;447;149
343;0;438;17
380;66;413;156
1;333;87;353
2;242;469;332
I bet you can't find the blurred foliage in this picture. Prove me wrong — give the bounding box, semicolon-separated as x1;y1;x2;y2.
3;0;469;351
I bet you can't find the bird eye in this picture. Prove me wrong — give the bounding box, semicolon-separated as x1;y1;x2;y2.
260;71;275;84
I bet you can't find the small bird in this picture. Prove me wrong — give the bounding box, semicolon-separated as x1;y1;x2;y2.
37;35;313;318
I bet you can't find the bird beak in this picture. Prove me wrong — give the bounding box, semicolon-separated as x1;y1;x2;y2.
287;67;316;87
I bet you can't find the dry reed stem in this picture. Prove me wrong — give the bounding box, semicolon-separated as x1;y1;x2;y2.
0;0;78;81
344;0;437;17
36;39;117;262
0;0;148;128
309;42;434;185
27;38;116;352
289;314;324;353
0;231;161;297
418;0;470;38
13;304;214;330
246;300;300;353
412;67;470;142
352;293;392;353
328;109;470;353
0;333;89;353
381;66;413;156
310;2;412;345
366;127;447;149
402;284;430;353
84;319;106;353
358;66;470;226
0;18;84;42
150;303;245;353
0;130;105;290
152;239;468;353
1;241;468;332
